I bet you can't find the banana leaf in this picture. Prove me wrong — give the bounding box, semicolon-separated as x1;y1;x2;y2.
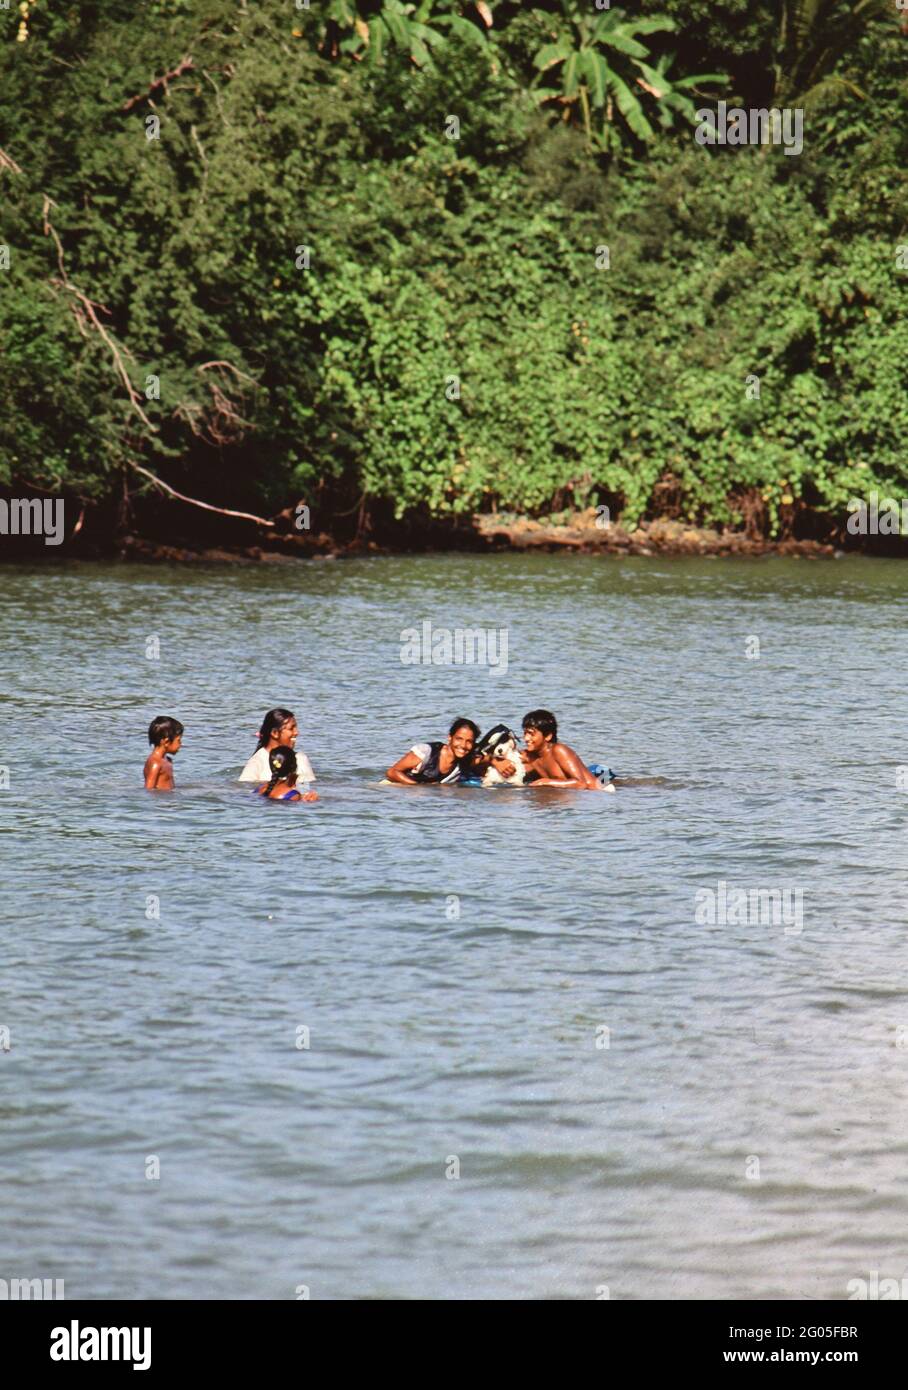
609;70;655;141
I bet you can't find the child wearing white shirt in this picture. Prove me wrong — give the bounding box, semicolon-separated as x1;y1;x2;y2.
238;708;316;785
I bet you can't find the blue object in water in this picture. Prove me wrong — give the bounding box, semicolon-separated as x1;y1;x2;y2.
460;763;615;787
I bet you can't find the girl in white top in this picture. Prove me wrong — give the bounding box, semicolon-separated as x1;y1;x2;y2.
238;708;316;784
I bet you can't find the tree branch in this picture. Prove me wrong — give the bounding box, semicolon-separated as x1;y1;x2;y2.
190;124;208;166
127;461;275;527
122;55;195;112
0;147;22;176
198;359;258;382
43;196;154;429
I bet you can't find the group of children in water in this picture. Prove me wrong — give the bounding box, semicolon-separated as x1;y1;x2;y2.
144;708;319;800
385;711;607;789
144;707;606;796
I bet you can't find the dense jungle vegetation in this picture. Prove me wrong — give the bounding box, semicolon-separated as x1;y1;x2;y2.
1;1;906;546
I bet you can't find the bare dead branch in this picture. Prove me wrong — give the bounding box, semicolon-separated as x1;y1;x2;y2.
207;381;255;445
172;399;205;439
122;54;195;112
172;392;253;448
43;198;153;429
66;300;93;339
128;460;275;527
167;360;260;447
190;124;208;166
199;68;233;129
42;195;67;278
50;277;153;427
198;359;258;384
0;147;22;176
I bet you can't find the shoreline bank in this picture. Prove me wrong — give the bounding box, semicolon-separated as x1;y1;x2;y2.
93;512;846;563
0;504;888;564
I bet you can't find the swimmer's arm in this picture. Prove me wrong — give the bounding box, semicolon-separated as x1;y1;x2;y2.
530;775;600;789
386;750;423;785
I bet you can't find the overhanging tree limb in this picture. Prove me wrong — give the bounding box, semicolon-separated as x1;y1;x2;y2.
43;197;155;430
127;461;275;527
122;54;195;111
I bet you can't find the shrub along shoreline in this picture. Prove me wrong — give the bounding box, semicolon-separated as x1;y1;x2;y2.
1;3;906;554
6;492;906;562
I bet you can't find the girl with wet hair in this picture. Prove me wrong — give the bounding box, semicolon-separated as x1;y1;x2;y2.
256;746;318;802
385;718;480;785
257;707;295;748
239;707;316;785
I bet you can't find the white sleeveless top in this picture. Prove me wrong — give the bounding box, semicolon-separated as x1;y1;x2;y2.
238;746;316;783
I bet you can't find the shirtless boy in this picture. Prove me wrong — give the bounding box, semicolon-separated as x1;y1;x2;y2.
521;709;603;790
144;715;184;791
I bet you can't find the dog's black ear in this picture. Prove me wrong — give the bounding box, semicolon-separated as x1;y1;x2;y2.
477;723;511;757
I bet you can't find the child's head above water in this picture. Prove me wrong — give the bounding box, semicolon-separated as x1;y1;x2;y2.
261;744;319;802
267;745;298;785
448;718;480;761
522;709;558;743
148;715;184;751
257;707;297;749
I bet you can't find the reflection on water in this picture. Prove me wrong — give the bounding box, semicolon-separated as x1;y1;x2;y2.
2;553;908;1299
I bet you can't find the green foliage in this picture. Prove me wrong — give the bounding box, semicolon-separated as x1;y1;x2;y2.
321;0;491;69
773;0;893;106
637;0;777;104
529;4;725;153
0;0;906;541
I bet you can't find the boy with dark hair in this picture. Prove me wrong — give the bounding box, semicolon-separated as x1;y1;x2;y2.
521;709;603;790
144;716;184;791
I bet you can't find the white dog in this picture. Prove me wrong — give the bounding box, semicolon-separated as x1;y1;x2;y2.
481;730;526;787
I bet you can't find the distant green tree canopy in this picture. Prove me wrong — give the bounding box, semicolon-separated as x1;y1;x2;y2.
0;0;905;540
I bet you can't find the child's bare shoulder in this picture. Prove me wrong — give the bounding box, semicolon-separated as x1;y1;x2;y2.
145;748;174;788
552;740;584;769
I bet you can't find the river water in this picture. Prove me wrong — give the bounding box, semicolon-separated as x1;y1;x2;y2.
2;552;907;1300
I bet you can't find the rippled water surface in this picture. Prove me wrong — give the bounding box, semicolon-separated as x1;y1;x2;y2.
2;552;908;1300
